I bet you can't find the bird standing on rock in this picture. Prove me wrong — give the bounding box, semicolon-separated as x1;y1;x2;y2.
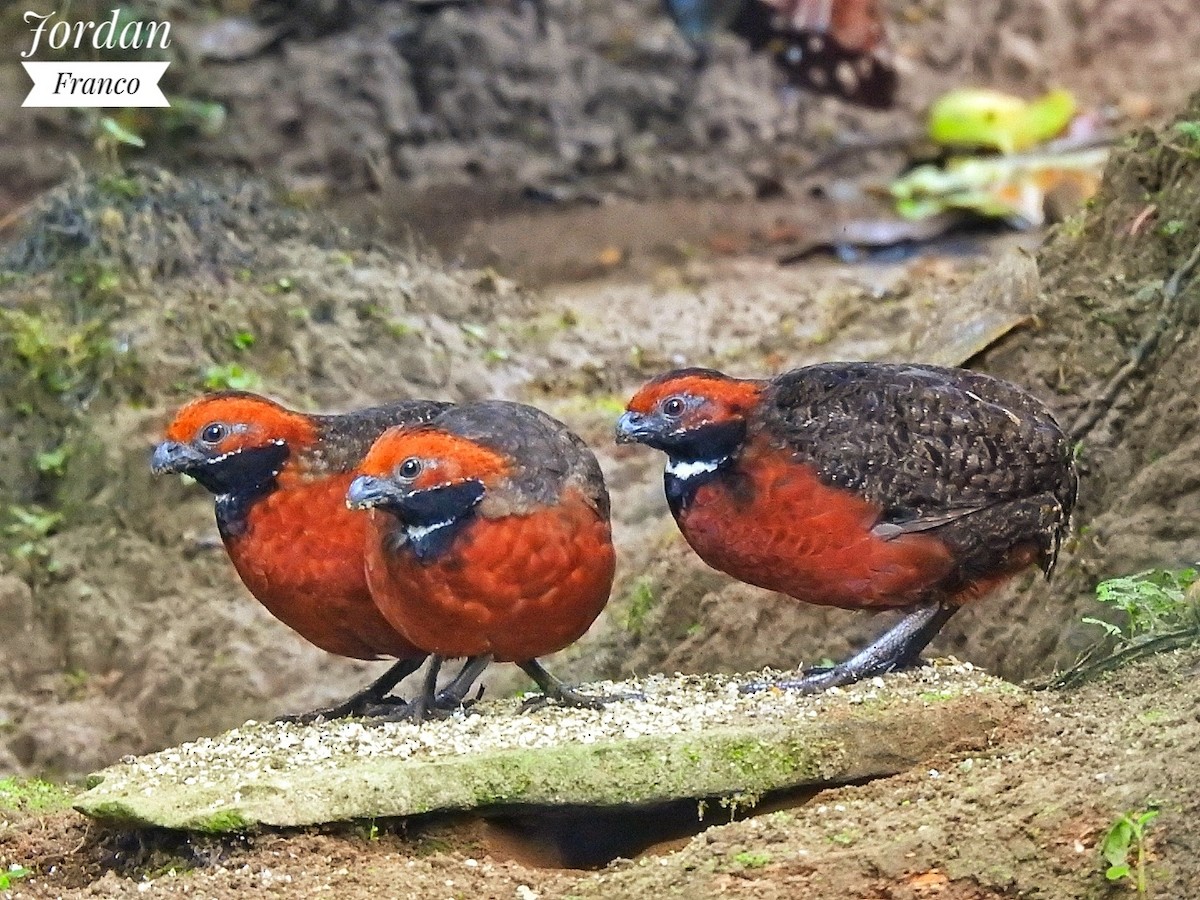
151;391;483;722
346;400;618;714
617;362;1077;692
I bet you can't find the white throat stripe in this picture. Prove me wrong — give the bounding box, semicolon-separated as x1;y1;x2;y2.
406;519;454;542
666;458;721;480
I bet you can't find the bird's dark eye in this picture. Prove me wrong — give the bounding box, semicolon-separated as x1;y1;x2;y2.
398;457;423;479
200;422;227;444
662;396;686;417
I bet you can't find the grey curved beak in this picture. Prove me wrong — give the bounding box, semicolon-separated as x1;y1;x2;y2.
615;411;654;445
346;474;406;511
151;441;205;475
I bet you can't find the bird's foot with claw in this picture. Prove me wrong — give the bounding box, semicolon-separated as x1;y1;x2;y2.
365;697;460;724
519;685;642;713
742;657;930;695
739;662;839;694
747;668;848;695
433;684;485;714
275;693;408;725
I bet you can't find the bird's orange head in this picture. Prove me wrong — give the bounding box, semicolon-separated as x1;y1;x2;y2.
617;367;763;454
152;391;317;496
347;426;511;561
617;368;765;510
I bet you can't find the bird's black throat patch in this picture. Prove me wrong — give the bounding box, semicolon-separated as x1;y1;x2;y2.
660;420;745;516
203;441;289;538
387;479;486;564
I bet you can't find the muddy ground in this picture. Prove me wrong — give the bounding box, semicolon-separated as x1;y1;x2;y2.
3;0;1200;894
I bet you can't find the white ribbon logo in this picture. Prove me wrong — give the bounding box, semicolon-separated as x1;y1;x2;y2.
22;61;170;108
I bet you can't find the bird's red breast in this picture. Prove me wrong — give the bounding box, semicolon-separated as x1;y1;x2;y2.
674;436;955;609
352;401;616;663
226;470;419;660
364;488;615;661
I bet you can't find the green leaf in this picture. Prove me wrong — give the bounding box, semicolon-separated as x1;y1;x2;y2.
1081;616;1122;637
35;446;69;476
6;505;62;537
202;363;262;391
459;323;488;341
1105;863;1131;882
0;865;31;889
927;88;1076;154
1094;568;1199;636
99;116;146;148
1100;816;1132;866
1175;121;1200;143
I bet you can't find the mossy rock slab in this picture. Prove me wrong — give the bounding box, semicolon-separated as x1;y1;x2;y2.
75;666;1023;833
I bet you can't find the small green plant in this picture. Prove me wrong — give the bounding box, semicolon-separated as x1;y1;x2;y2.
356;818;380;842
457;322;511;363
1087;568;1198;638
35;445;70;477
1051;568;1200;687
0;865;31;889
621;577;657;635
4;505;63;560
1101;808;1158;895
0;777;75;813
203;363;262;392
1;309;115;398
1169;122;1200;159
386;320;416;339
732;850;771;869
1161;219;1187;236
63;668;91;699
1174;121;1200;143
230;330;256;351
98;116;146;150
718;790;761;819
162;97;227;138
66;261;122;299
97;174;143;200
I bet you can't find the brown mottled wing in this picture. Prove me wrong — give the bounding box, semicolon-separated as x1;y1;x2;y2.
309;400;453;473
433;401;611;519
758;362;1077;576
